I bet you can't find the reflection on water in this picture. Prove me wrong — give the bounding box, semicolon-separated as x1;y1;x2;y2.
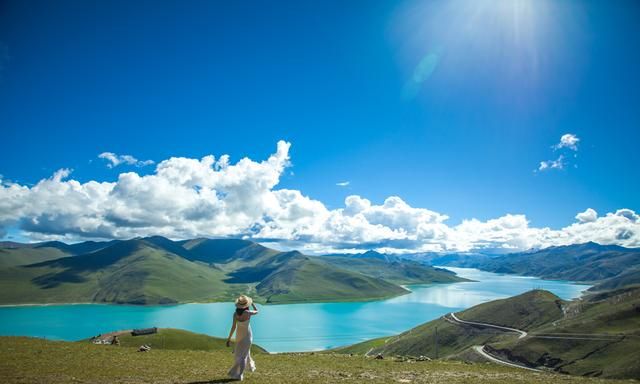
388;267;589;309
0;268;589;352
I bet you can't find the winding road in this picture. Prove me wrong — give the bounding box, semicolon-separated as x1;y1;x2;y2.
449;312;528;339
447;312;541;372
471;345;541;372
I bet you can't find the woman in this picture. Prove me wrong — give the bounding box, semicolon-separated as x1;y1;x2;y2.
226;295;259;381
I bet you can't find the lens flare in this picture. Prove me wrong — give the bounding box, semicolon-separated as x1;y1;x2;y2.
394;0;563;97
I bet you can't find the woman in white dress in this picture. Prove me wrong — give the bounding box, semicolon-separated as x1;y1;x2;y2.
226;295;258;381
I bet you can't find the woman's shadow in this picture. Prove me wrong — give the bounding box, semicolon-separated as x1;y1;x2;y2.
186;379;236;384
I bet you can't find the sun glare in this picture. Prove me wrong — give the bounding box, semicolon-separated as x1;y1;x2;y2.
397;0;556;95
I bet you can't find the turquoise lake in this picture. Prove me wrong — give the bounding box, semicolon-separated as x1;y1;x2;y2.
0;268;589;352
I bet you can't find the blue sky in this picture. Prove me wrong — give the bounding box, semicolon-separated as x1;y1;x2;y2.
0;0;639;251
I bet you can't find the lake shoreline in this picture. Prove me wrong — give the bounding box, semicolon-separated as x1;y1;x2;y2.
0;289;413;308
0;268;591;352
0;273;590;308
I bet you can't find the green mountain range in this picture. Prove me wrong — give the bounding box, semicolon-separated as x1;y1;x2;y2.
433;242;640;290
337;287;640;379
322;255;462;285
588;267;640;292
0;237;465;305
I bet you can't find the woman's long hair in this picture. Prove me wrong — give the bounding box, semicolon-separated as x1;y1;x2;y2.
235;307;247;317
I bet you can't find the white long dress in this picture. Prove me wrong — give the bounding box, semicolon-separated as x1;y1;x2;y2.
228;318;256;380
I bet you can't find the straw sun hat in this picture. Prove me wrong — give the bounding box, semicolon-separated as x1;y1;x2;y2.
235;295;253;309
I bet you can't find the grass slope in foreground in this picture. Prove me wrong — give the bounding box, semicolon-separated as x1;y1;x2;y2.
337;290;562;358
0;336;625;384
489;287;640;378
89;328;267;354
338;289;640;379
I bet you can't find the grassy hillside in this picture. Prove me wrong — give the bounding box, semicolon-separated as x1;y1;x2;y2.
32;240;113;256
0;237;465;305
338;288;640;379
256;256;409;303
113;328;267;354
0;336;623;384
0;240;239;305
322;256;468;285
588;268;640;292
182;238;278;265
439;242;640;283
338;290;562;358
458;290;564;330
489;287;640;378
336;316;510;359
0;247;70;267
0;241;111;267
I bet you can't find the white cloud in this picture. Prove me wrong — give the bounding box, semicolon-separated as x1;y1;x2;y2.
336;181;350;187
538;155;564;171
51;168;72;182
1;141;638;253
576;208;598;223
538;134;581;172
555;133;580;151
98;152;155;168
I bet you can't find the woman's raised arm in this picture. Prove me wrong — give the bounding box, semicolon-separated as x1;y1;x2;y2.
226;314;237;347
